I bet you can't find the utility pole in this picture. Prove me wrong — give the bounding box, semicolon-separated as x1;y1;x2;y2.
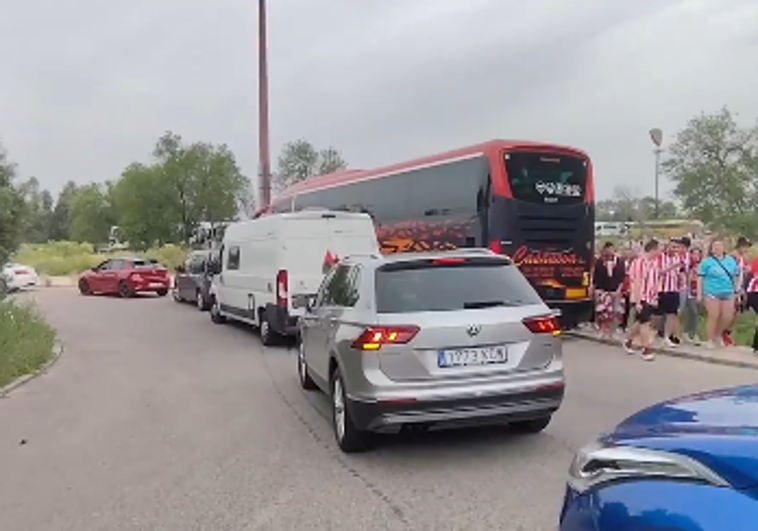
649;128;663;219
258;0;272;208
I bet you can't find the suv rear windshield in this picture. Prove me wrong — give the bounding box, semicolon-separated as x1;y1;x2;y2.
505;151;587;205
375;262;542;313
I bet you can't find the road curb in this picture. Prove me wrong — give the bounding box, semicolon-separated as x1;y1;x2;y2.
566;332;758;371
0;341;64;397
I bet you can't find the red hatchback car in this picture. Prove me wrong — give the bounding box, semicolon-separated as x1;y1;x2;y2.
78;257;170;298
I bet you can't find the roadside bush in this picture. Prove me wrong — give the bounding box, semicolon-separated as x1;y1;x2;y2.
13;241;188;276
0;297;56;388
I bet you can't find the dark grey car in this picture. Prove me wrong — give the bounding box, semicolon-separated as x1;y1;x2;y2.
173;250;215;311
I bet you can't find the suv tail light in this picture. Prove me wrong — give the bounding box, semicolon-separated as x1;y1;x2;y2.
522;315;560;336
276;269;288;307
130;272;143;282
351;326;420;350
431;258;465;265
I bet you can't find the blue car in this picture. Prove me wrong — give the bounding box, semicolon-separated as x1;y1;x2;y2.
560;384;758;531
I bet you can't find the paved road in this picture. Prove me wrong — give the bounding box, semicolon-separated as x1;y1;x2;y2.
1;290;756;531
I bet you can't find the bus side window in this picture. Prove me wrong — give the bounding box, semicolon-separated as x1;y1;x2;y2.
477;174;491;245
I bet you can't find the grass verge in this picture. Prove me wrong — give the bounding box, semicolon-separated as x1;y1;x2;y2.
13;241;187;276
0;297;57;389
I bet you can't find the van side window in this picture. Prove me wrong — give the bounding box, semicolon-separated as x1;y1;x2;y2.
226;246;240;270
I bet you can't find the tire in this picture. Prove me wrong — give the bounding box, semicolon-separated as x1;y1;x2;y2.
331;369;372;453
156;289;168;297
259;313;278;346
297;340;318;391
510;415;552;434
210;297;226;324
196;290;208;311
78;279;91;296
118;280;134;298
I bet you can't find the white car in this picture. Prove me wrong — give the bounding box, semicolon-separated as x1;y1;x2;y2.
2;263;39;291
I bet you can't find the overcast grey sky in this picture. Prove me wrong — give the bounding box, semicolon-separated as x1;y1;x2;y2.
1;0;756;200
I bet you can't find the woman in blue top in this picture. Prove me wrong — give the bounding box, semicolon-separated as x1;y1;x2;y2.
697;238;738;348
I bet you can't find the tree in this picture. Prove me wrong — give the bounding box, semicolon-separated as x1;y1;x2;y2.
49;181;79;241
0;142;26;266
112;132;249;247
596;186;678;222
110;162;177;249
16;176;53;243
68;183;116;243
664;106;758;232
274;139;347;190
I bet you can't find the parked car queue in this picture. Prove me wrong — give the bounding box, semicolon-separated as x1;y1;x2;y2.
74;210;755;529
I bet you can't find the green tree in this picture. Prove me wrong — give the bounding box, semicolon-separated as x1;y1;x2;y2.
274;139;347;190
112;132;249;247
49;181;79;240
68;183;117;243
111;163;177;249
16;177;53;243
664;106;758;232
0;143;27;267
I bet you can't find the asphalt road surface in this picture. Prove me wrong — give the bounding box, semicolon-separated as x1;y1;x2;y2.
2;289;756;531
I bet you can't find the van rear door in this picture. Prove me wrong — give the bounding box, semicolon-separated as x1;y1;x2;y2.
280;214;379;315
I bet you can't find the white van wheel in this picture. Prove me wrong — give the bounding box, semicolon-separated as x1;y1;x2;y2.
260;316;277;346
210;298;226;324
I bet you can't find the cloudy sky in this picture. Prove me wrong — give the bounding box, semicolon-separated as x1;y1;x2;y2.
1;0;756;201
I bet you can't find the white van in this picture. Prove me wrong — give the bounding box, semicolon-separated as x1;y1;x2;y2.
208;210;380;345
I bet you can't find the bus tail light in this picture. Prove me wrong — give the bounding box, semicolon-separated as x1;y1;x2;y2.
351;326;420;350
276;269;288;306
523;315;560;336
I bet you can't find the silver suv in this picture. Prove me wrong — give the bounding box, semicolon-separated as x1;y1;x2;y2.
297;249;565;453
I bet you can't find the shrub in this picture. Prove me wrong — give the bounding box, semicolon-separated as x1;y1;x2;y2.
0;298;56;388
13;241;189;276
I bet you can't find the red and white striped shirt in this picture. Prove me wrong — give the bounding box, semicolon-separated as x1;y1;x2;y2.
657;252;683;293
629;255;660;304
747;257;758;293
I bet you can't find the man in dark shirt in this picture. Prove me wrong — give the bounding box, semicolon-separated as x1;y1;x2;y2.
592;242;626;338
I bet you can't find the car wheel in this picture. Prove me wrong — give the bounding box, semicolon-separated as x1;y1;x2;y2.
118;280;134;298
259;316;278;346
297;341;318;391
510;416;552;434
210;297;226;324
172;288;183;303
196;290;208;311
156;288;168;297
78;279;91;296
331;369;372;453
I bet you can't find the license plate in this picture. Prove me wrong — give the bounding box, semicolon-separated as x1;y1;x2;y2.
149;282;165;288
437;346;508;368
565;288;587;299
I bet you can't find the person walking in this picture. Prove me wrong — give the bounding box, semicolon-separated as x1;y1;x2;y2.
722;236;752;346
745;254;758;353
656;240;686;346
681;247;702;343
698;238;739;349
618;247;634;333
623;239;661;361
592;242;626;338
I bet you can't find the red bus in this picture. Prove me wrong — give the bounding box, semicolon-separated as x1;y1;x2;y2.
263;139;594;325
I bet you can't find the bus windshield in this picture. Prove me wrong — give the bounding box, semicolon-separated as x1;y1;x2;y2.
504;152;587;205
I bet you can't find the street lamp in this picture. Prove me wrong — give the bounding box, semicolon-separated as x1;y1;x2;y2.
649;128;663;219
258;0;272;208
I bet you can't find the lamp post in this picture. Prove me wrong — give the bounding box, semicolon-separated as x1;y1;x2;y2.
649;128;663;219
258;0;272;208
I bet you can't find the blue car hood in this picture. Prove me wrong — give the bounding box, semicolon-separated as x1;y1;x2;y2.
602;384;758;489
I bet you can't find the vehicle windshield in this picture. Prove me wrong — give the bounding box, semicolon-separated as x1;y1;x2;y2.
375;262;542;313
505;151;587;205
133;259;161;269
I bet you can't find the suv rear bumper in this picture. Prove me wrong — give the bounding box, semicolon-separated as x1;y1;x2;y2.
347;381;564;432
